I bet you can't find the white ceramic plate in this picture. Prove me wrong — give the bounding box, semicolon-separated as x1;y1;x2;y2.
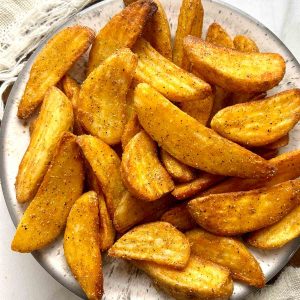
1;0;300;299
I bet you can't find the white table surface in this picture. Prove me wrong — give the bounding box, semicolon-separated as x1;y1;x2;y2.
1;0;300;299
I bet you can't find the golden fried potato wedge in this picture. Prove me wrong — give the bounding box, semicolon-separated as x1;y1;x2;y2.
121;131;174;201
186;229;265;287
234;35;259;52
98;192;116;251
134;255;233;300
78;49;137;145
134;83;274;178
109;221;190;268
77;135;126;216
160;149;196;183
125;82;138;121
88;0;156;73
206;22;234;48
264;134;289;150
29;118;37;136
64;191;103;300
246;204;300;249
172;172;224;200
113;191;171;232
133;38;211;102
180;95;214;126
188;179;300;236
211;89;300;147
184;35;285;93
161;204;197;231
16;87;73;203
86;163;103;196
173;0;204;69
18;26;94;119
12;133;84;252
121;114;141;149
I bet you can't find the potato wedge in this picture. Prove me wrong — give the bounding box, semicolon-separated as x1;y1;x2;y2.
160;149;196;183
254;148;278;160
133;38;211;102
18;26;94;119
88;0;157;73
188;179;300;236
109;221;190;268
78;49;137;145
264;134;289;150
233;35;259;53
121;131;174;201
125;82;138;122
29;118;37;136
173;0;204;69
161;204;197;231
64;191;103;300
172;172;224;200
246;204;300;249
86;163;103;196
113;191;171;233
134;255;233;300
134;83;275;178
206;22;234;48
211;89;300;147
184;35;285;93
11;133;84;252
98;192;116;251
77;135;126;216
121;114;141;149
16;87;73;203
186;229;265;287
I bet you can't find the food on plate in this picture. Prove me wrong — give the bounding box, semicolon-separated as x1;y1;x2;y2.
78;49;137;145
211;89;300;147
173;0;204;69
77;135;126;216
133;38;211;102
17;26;94;119
134;83;275;178
12;133;84;252
188;179;300;236
161;204;197;231
233;35;259;52
121;114;141;149
64;191;103;300
134;255;233;299
160;149;196;183
246;204;300;249
206;22;234;48
184;35;286;93
121;131;174;201
186;229;265;287
264;134;289;150
108;222;190;268
88;0;157;73
16;87;73;203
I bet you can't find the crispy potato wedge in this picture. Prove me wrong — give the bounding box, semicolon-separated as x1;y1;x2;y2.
161;204;197;231
12;133;84;252
16;87;73;203
180;95;214;126
246;204;300;249
134;255;233;300
98;192;116;251
186;229;265;287
88;0;156;73
172;172;224;200
188;179;300;236
77;135;126;216
18;26;94;119
113;191;171;232
234;35;259;53
78;49;137;145
184;35;285;93
264;134;289;150
160;149;196;183
133;38;211;102
125;83;138;122
211;89;300;147
134;83;275;178
29;118;37;136
86;163;103;196
173;0;204;69
206;22;234;48
121;131;174;201
64;191;103;300
121;114;141;149
109;221;190;268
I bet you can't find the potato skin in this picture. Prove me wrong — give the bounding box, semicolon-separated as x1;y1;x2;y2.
234;35;259;53
134;83;275;179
